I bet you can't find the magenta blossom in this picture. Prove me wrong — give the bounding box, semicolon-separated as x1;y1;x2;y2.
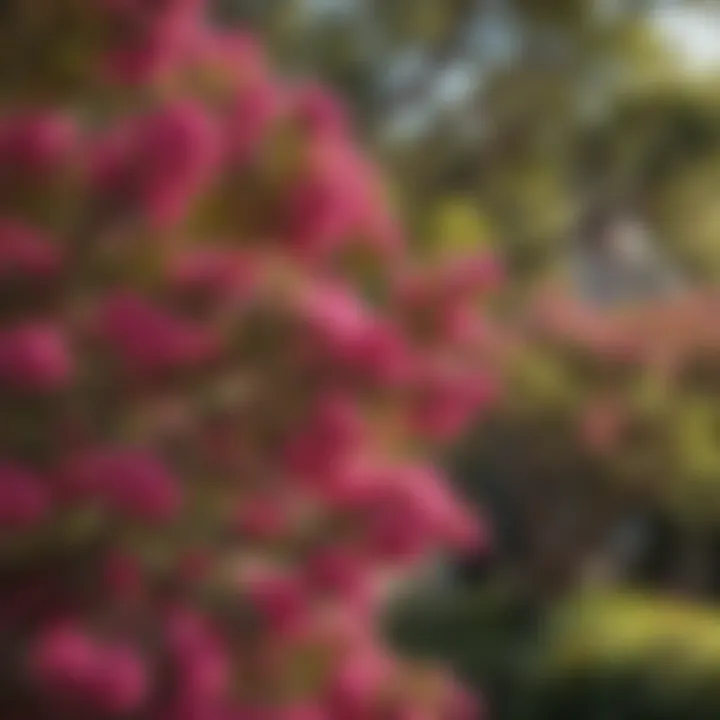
29;624;148;714
61;447;182;522
97;292;219;376
91;101;221;228
0;322;72;392
0;221;61;282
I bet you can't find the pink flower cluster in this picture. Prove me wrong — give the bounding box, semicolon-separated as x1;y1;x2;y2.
0;2;496;717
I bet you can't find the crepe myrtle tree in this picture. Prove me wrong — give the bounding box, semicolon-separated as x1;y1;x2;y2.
0;1;499;718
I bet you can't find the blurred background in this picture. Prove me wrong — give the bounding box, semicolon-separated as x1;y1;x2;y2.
219;1;720;718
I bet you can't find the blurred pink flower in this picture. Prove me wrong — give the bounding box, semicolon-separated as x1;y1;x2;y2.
292;84;348;137
283;141;370;261
282;391;365;489
441;253;505;297
0;112;77;178
195;28;266;76
97;292;219;376
228;79;282;164
0;322;72;392
62;447;182;522
103;0;202;85
29;624;148;714
92;644;150;714
164;607;230;706
91;101;221;228
167;247;261;304
348;319;414;386
409;360;495;441
0;221;61;281
245;569;308;637
304;547;372;609
326;647;390;719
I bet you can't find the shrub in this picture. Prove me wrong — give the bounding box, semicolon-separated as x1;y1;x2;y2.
0;1;495;717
